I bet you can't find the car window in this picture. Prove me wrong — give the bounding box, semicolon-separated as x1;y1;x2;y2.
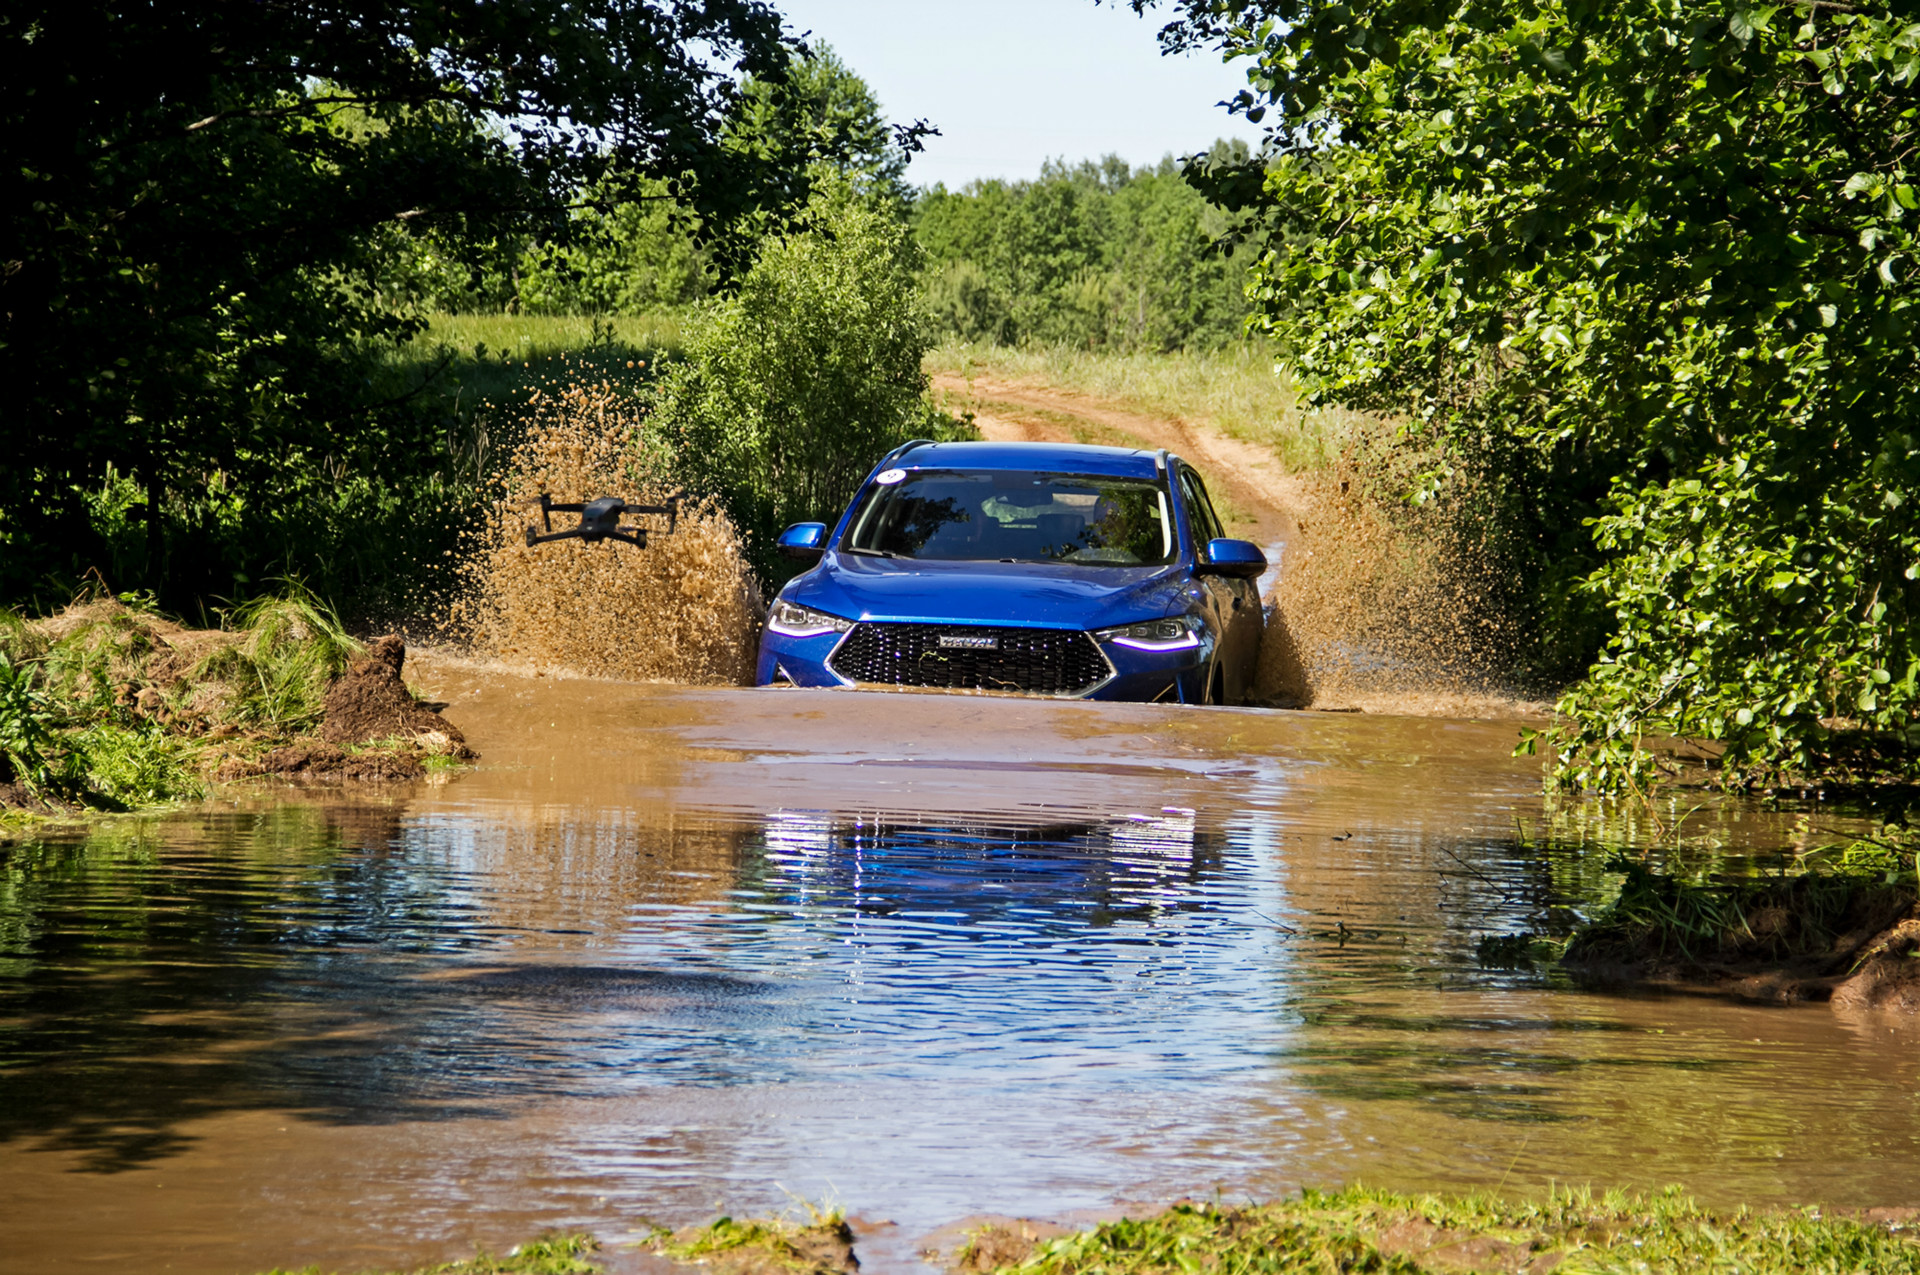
844;469;1174;565
1179;469;1224;546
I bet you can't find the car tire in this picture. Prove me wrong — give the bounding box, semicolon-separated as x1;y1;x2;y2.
1203;660;1223;707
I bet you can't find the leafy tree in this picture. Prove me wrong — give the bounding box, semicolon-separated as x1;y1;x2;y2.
1142;0;1920;788
649;180;967;580
422;43;919;318
0;0;792;612
725;43;924;211
915;146;1258;350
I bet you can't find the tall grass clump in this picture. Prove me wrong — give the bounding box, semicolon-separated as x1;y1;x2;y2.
0;586;371;813
189;590;360;731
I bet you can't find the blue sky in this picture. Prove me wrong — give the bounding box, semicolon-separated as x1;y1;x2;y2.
768;0;1265;188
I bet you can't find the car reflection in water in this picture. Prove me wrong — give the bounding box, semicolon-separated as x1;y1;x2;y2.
753;806;1225;931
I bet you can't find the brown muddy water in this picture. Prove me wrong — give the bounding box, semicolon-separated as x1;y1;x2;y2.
3;667;1918;1274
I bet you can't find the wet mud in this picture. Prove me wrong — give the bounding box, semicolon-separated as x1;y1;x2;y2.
2;665;1916;1274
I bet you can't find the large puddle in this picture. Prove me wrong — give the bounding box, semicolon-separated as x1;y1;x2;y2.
3;663;1917;1273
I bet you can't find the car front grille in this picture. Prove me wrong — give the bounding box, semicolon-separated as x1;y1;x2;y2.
828;623;1112;696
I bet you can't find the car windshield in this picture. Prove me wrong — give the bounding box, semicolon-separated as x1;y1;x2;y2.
844;469;1174;565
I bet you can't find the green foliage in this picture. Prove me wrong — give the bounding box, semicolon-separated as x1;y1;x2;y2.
0;653;62;792
512;174;710;316
648;181;970;576
68;721;203;810
1;0;792;614
415;44;910;317
1147;0;1920;787
724;43;919;214
915;143;1260;351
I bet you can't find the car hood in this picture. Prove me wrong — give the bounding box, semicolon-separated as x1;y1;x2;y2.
783;554;1196;630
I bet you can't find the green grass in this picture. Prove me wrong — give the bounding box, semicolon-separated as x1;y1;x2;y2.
424;312;684;360
959;1187;1920;1274
926;338;1366;472
377;313;684;446
261;1233;598;1275
369;1191;1920;1275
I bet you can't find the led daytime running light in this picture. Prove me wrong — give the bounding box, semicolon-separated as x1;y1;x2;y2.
1095;616;1203;651
767;600;855;638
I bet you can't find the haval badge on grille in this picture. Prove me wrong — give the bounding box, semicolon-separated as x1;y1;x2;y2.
939;634;999;650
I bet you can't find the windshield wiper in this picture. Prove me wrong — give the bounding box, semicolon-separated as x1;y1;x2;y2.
843;546;899;559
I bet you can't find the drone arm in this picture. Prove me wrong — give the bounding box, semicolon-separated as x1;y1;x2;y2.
525;527;586;547
623;497;680;535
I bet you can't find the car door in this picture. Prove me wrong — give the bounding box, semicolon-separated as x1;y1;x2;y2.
1179;467;1261;703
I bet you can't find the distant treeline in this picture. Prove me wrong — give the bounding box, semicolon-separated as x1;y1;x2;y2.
399;129;1263;354
914;146;1259;352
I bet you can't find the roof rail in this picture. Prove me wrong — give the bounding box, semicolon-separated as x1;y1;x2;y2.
876;438;937;468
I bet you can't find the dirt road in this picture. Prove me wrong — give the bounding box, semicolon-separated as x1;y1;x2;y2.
929;371;1310;552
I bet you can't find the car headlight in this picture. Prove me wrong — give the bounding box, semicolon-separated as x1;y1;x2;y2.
1093;616;1203;651
766;599;855;638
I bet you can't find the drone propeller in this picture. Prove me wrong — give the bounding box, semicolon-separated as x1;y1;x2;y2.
523;493;679;549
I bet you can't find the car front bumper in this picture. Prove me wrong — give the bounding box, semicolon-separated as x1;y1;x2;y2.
755;624;1214;703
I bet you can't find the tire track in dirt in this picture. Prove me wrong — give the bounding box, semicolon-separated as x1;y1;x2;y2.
929;372;1308;553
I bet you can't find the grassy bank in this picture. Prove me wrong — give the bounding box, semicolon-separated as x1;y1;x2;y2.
272;1187;1920;1274
925;338;1365;472
0;590;465;819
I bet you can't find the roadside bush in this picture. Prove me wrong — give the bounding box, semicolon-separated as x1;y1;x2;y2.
0;652;63;791
648;178;970;578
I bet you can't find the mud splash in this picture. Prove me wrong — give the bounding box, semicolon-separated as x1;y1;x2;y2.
454;382;762;684
932;368;1541;715
1252;417;1539;712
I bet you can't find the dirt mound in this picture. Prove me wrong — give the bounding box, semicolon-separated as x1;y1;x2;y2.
217;740;427;783
319;636;469;753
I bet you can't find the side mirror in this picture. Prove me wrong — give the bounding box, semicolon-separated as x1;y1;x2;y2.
1199;537;1267;579
777;522;829;562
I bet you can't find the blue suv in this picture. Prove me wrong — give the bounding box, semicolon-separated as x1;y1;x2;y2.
756;440;1267;704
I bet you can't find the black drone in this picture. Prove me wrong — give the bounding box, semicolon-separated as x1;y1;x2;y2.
524;493;679;549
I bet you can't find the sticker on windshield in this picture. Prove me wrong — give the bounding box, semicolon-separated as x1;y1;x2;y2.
875;468;907;484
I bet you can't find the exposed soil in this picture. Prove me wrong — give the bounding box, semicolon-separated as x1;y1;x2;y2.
320;635;469;752
0;781;71;814
939;1217;1076;1272
215;739;432;783
1561;875;1920;1014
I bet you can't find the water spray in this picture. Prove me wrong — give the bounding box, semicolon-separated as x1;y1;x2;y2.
523;494;679;550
